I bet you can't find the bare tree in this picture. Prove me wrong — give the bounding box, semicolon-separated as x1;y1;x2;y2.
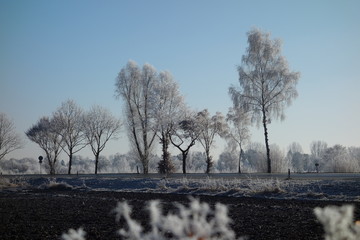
115;61;158;173
229;28;300;173
310;140;328;160
170;110;202;174
53;100;87;174
0;113;23;161
151;71;185;174
197;109;228;173
82;105;122;174
26;117;63;175
226;107;251;173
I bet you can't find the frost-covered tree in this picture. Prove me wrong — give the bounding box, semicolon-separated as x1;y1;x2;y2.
269;144;287;172
186;151;207;173
229;28;300;173
0;113;23;161
82;105;122;174
170;110;203;174
310;141;327;160
26;117;63;175
150;71;185;174
287;142;307;172
115;61;158;174
197;110;228;173
226;107;250;173
243;142;267;172
216;151;238;173
53;100;87;174
322;144;359;172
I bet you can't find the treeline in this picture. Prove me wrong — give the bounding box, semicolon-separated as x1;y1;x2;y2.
1;141;360;175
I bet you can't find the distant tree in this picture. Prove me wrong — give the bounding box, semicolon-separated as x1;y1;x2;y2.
269;144;287;172
115;61;158;174
0;113;23;161
287;142;309;172
82;105;122;174
26;117;63;175
53;100;87;174
197;109;228;173
187;151;207;173
226;107;251;173
216;151;238;173
150;71;185;174
229;28;300;173
243;142;267;172
322;144;348;172
310;141;328;160
170;110;203;174
287;142;303;155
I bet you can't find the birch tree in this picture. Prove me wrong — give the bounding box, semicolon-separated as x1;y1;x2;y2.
26;117;63;175
229;28;300;173
115;61;158;173
82;105;122;174
0;113;23;161
53;100;87;174
197;109;228;173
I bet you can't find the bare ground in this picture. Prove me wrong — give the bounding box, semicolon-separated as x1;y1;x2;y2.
1;189;360;240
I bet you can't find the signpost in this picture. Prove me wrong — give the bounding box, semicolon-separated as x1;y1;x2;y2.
38;156;43;174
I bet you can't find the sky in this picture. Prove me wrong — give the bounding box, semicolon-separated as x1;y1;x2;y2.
1;0;360;160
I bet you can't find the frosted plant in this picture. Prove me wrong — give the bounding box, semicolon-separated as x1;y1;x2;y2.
245;178;284;194
314;205;360;240
61;228;86;240
113;198;244;240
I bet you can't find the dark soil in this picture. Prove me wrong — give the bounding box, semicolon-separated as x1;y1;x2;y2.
1;189;360;240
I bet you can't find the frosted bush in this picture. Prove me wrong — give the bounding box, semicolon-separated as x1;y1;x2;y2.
39;178;74;190
245;178;285;194
314;205;360;240
113;198;244;240
0;176;28;188
0;176;12;188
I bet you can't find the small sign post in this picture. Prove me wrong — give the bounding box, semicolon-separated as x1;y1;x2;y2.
38;156;43;174
315;163;319;173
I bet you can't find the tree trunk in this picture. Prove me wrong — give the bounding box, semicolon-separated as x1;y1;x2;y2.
182;151;188;174
45;152;55;175
142;158;149;174
205;149;212;174
68;150;73;175
238;148;243;174
158;133;173;174
262;111;271;173
95;153;99;174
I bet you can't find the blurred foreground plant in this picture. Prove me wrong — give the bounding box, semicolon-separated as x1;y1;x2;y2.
113;198;244;240
62;198;244;240
314;205;360;240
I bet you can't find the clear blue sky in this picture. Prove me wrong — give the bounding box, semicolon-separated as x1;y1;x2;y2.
1;0;359;160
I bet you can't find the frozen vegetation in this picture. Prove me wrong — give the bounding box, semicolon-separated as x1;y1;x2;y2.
2;175;360;240
2;175;359;202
